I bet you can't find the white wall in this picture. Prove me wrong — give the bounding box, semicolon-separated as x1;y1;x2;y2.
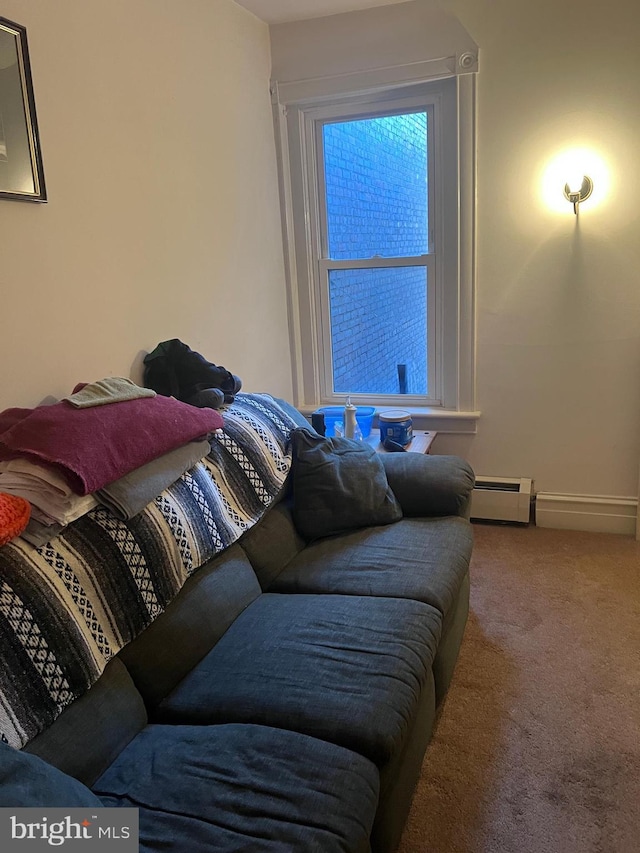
0;0;293;409
438;0;640;500
270;0;475;81
271;0;640;504
3;0;637;509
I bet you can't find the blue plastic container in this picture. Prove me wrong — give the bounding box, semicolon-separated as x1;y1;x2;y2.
378;410;413;446
315;406;375;439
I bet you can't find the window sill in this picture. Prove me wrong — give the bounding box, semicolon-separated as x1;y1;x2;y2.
298;405;481;434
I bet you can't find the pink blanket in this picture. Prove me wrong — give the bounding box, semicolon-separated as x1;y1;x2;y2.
0;396;222;495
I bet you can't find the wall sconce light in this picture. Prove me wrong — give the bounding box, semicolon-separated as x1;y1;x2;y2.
563;175;593;214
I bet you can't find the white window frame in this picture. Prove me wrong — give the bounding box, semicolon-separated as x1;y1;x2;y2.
314;98;437;405
272;61;478;430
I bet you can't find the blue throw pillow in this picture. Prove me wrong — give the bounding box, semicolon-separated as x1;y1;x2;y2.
290;428;402;540
0;741;102;807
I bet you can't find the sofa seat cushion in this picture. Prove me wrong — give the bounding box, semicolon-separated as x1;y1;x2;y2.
268;516;473;622
0;741;103;807
155;593;441;766
94;723;379;853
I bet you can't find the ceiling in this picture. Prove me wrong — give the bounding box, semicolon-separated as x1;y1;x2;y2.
233;0;415;25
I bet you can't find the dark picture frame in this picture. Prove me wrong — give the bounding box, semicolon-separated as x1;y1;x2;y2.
0;16;46;202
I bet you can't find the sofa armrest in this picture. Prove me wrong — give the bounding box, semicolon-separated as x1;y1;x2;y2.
380;454;475;519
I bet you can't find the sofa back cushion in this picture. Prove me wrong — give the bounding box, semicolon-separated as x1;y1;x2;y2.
117;544;261;709
239;497;306;589
219;397;310;589
23;659;147;787
269;397;312;431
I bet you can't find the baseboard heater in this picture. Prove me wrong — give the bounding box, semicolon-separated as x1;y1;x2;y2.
470;477;533;523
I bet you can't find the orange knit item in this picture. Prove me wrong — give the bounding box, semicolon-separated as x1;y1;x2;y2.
0;492;31;546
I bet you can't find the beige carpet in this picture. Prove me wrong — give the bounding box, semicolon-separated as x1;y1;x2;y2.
398;523;640;853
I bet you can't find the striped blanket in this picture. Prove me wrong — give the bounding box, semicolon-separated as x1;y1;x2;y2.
0;394;301;748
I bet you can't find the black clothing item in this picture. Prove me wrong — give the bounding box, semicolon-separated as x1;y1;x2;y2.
143;339;242;410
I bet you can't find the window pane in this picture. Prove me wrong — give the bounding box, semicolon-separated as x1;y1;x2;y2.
323;112;428;261
329;267;427;395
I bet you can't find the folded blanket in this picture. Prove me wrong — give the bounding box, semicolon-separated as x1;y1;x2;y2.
97;438;211;520
64;377;156;408
20;517;66;547
0;458;98;525
0;396;223;495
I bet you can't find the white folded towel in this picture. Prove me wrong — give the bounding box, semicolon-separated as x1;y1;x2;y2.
0;459;98;525
63;376;156;408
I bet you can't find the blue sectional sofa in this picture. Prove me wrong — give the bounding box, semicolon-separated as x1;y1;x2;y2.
0;396;474;852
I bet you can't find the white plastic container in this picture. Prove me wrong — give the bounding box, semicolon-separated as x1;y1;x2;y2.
344;398;357;439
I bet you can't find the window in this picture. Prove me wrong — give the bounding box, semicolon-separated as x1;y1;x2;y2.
275;71;477;420
321;109;432;398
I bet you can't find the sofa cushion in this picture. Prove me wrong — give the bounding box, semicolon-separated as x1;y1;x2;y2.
268;516;473;623
270;396;314;430
94;723;379;853
155;593;441;766
118;544;261;709
290;428;402;541
239;498;306;590
0;741;102;807
380;453;475;518
24;659;148;787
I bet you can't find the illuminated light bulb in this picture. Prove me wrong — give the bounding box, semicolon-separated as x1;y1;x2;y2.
540;147;609;214
565;170;586;194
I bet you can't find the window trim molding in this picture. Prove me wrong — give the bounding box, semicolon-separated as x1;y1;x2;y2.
272;55;478;417
455;70;478;414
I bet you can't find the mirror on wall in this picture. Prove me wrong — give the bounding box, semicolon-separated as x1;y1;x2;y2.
0;16;46;202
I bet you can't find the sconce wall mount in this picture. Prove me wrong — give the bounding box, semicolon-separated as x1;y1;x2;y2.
564;175;593;215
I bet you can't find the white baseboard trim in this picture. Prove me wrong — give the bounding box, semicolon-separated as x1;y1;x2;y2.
535;492;638;536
